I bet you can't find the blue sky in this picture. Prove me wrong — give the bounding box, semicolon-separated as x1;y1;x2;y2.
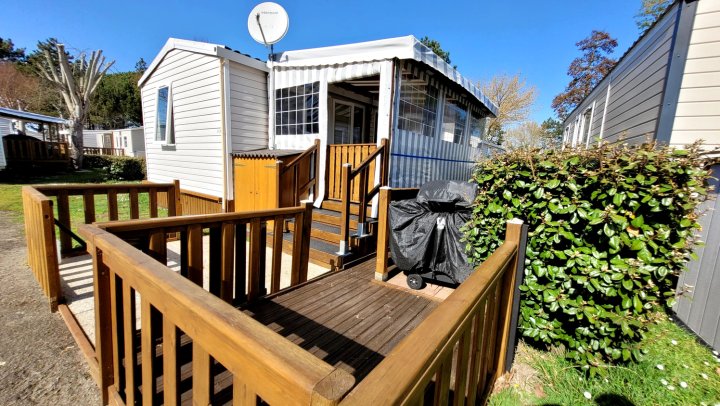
4;0;644;122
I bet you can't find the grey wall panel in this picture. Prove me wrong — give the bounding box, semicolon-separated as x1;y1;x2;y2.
675;165;720;351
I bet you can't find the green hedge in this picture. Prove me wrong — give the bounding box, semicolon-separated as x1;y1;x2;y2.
83;155;146;181
463;143;710;374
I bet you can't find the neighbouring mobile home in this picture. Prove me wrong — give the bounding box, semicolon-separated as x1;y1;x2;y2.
563;0;720;352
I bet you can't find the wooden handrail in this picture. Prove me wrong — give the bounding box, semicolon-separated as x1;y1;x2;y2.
279;139;320;207
81;202;354;405
337;138;389;255
35;182;176;195
340;220;526;405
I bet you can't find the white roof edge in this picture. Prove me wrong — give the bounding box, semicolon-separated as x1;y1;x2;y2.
274;35;499;116
0;107;68;125
138;38;268;87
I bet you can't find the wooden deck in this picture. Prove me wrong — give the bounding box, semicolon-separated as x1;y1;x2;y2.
109;260;437;405
242;260;439;382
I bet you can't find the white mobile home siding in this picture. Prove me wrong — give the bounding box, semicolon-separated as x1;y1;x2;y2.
228;61;268;152
564;2;680;145
141;49;224;198
671;0;720;150
0;118;9;169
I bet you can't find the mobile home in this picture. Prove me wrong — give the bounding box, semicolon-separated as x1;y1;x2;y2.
139;36;499;210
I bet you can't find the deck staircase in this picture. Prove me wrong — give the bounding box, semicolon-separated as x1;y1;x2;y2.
282;199;377;270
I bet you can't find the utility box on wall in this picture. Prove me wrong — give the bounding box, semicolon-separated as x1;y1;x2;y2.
232;149;307;213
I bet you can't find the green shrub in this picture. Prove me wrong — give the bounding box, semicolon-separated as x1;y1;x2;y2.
82;155;146;181
463;143;710;374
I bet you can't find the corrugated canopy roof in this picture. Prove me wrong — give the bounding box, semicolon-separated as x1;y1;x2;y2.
273;36;499;116
0;107;68;125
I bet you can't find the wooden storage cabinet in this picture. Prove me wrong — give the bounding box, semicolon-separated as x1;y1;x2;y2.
233;149;304;212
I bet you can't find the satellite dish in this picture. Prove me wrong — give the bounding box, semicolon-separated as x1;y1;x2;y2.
247;2;289;46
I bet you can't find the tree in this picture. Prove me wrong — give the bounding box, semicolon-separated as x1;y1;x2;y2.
552;30;617;121
89;71;142;129
0;63;42;111
636;0;673;31
0;38;26;62
479;73;537;145
420;36;454;67
17;38;73;117
135;57;147;73
503;121;544;149
540;117;564;149
36;43;114;168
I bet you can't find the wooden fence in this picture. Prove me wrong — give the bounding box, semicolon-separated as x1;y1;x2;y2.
4;138;70;167
21;181;181;311
21;187;61;311
80;202;328;405
327;143;378;201
153;185;223;215
83;146;125;156
341;219;526;405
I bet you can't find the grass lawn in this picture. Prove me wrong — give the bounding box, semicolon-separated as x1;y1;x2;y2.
490;313;720;405
0;169;166;242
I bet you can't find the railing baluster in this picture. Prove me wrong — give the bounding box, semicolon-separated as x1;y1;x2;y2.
122;282;137;405
192;345;212;405
149;188;158;218
234;224;247;303
337;163;352;255
248;219;262;302
149;229;167;265
162;319;180;406
108;190;119;221
221;222;235;303
271;217;284;293
129;189;140;219
453;328;472;406
233;375;257;405
57;190;72;254
209;226;222;296
83;190;96;224
141;299;156;404
188;225;204;287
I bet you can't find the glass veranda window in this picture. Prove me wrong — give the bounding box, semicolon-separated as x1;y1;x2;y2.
155;86;174;144
469;112;487;148
397;74;438;137
442;100;467;144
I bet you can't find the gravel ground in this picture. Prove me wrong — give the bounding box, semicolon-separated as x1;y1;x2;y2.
0;211;100;405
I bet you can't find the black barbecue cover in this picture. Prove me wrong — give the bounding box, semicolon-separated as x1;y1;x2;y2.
388;180;477;284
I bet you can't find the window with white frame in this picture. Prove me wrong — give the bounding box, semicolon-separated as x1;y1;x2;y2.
469;112;486;148
275;82;320;135
442;99;467;144
581;108;593;146
397;74;438;137
155;86;174;144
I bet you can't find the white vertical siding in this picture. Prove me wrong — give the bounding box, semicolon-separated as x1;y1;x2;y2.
141;49;224;197
0;118;9;169
670;0;720;151
563;2;680;145
228;61;268;152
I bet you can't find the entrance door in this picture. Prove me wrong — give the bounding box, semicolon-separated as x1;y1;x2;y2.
333;100;365;144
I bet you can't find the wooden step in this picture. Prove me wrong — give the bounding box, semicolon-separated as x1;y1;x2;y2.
287;220;340;244
321;199;372;217
313;209;358;230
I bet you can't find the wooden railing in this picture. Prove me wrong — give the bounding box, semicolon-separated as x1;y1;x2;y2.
21;187;61;311
4;138;70;166
327;143;378;201
80;202;353;405
83;146;125;156
340;219;527;406
337;139;389;255
279;139;320;207
22;181;181;311
35;181;181;257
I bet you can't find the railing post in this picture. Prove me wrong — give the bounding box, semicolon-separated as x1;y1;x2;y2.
337;163;352;256
494;219;528;379
356;167;368;237
380;138;389;187
170;179;182;216
375;187;391;281
313;139;320;201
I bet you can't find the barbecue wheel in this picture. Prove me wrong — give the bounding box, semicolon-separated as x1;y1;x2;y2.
407;274;424;290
